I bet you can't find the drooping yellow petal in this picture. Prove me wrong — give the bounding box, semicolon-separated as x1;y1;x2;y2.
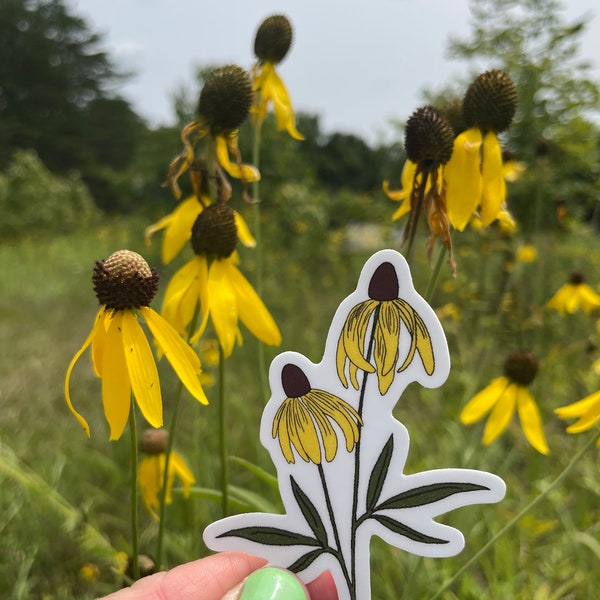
516;387;549;454
64;307;106;437
273;399;295;463
121;310;163;429
577;284;600;312
480;132;505;226
256;62;304;140
445;128;483;231
141;307;208;406
482;382;517;445
101;311;131;440
374;303;400;395
138;454;162;518
221;259;281;348
234;210;256;248
215;135;260;182
342;301;378;375
170;451;196;497
91;308;111;378
162;258;203;335
460;376;509;425
293;400;322;464
414;312;435;375
190;256;211;344
310;390;361;455
305;398;337;462
555;391;600;419
207;259;239;358
546;284;574;314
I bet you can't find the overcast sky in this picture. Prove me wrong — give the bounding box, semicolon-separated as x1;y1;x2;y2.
68;0;600;145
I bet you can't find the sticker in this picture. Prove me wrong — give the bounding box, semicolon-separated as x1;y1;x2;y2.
204;249;506;600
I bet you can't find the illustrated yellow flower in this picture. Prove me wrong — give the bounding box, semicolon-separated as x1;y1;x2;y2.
161;203;281;358
336;261;434;395
547;272;600;314
445;70;517;231
165;65;260;199
138;429;195;519
460;350;549;454
272;363;361;464
65;250;208;441
555;390;600;446
252;15;303;140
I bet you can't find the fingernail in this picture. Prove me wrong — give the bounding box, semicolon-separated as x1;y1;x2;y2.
239;567;307;600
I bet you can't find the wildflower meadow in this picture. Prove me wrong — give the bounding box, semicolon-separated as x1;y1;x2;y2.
2;1;600;598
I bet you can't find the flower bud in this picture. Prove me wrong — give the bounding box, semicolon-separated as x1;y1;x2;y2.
139;428;169;454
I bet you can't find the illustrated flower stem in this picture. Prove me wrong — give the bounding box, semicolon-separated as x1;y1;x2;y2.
428;428;599;600
128;398;140;581
155;304;200;569
218;344;229;517
251;113;269;399
349;304;382;600
317;463;353;594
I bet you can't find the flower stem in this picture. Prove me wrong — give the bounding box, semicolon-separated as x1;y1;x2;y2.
424;244;447;303
218;344;229;517
404;166;430;264
128;399;140;581
428;429;599;600
251;116;269;399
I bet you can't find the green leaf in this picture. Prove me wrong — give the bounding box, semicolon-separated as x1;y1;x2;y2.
377;482;489;511
287;548;327;573
215;526;321;547
187;487;253;513
290;476;329;546
366;435;394;512
228;485;280;514
230;456;279;492
372;514;448;545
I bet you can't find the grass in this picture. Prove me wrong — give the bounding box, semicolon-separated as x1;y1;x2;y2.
1;212;600;599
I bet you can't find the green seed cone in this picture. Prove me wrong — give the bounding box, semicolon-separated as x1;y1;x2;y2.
191;203;238;258
404;105;455;166
198;65;253;133
254;15;293;63
462;69;517;133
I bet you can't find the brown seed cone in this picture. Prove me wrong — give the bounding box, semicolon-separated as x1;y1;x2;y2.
254;15;293;64
503;350;538;385
139;428;169;455
93;250;159;310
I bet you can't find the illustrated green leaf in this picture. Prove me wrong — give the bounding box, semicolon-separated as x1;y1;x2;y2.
372;514;449;545
366;435;394;511
287;548;328;573
215;526;321;547
290;476;329;546
377;482;489;511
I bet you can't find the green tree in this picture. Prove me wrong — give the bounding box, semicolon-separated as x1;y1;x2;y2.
447;0;600;227
0;0;144;210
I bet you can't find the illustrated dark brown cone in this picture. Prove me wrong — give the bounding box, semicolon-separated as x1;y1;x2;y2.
368;262;399;301
281;363;311;398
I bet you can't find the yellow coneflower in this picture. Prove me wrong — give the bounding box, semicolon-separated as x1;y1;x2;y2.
65;250;208;440
161;202;281;358
460;350;549;455
555;389;600;446
251;15;303;140
138;429;195;519
272;363;361;464
547;272;600;314
165;65;260;199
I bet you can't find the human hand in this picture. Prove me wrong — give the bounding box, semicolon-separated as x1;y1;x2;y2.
100;552;338;600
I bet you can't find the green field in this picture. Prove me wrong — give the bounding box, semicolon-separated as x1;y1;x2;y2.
1;213;599;599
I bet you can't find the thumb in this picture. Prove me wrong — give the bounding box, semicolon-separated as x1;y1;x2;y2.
222;567;309;600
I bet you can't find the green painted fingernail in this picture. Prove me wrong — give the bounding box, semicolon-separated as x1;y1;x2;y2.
240;567;306;600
